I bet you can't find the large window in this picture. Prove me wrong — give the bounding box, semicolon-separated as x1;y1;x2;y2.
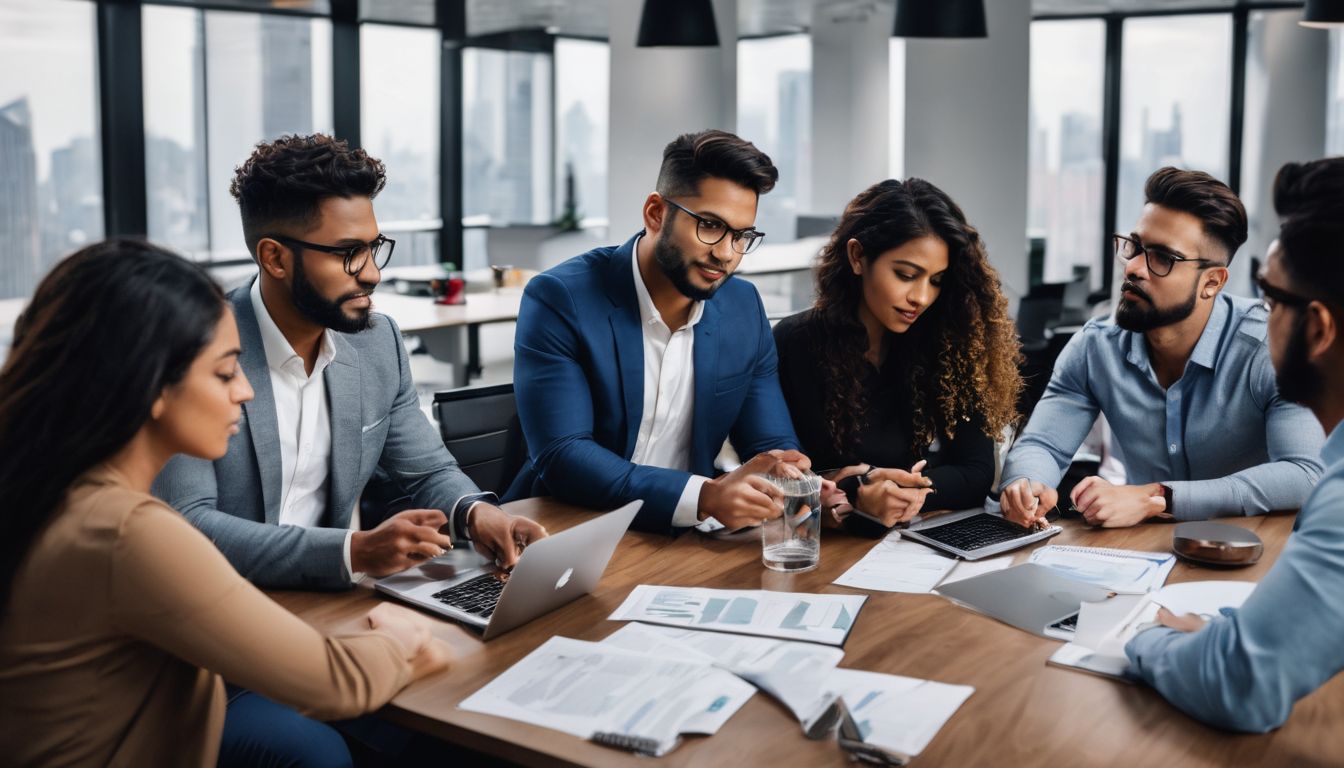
889;38;905;181
0;0;103;300
1116;14;1232;241
462;48;552;227
1028;20;1106;287
1329;29;1344;156
361;23;441;267
737;34;811;243
143;6;333;262
554;38;609;229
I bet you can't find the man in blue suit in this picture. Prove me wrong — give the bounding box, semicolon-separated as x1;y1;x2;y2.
507;129;813;534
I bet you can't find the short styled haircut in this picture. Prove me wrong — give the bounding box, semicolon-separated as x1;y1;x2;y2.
1143;166;1248;263
655;129;779;200
1273;157;1344;306
230;133;386;259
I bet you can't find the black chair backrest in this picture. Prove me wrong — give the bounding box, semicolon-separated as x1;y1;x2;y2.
433;383;528;496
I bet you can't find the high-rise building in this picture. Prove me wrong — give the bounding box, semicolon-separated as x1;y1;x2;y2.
0;98;40;300
261;15;313;138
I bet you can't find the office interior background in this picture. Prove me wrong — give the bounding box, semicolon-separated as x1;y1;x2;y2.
1;0;1341;392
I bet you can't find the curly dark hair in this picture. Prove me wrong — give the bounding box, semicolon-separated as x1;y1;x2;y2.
812;178;1023;455
230;133;386;259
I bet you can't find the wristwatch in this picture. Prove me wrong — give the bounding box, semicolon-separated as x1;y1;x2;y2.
1158;483;1174;519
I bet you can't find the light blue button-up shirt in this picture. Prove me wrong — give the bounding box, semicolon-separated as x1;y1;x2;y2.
1126;418;1344;732
1000;294;1324;520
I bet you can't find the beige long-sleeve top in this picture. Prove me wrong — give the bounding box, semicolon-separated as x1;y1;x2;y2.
0;466;416;767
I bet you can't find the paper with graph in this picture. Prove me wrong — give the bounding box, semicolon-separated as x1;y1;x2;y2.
609;585;866;646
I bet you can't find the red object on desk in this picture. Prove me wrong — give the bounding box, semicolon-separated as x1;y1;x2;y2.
431;276;466;305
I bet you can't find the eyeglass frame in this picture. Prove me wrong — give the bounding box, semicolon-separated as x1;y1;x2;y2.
263;233;396;276
661;196;766;254
1255;274;1316;313
1112;233;1225;278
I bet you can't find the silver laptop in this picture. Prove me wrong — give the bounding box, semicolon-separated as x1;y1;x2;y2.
934;562;1116;640
375;501;641;640
900;508;1061;560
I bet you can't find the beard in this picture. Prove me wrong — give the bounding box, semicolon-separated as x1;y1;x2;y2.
654;231;726;302
1275;312;1323;406
291;253;376;334
1115;279;1198;332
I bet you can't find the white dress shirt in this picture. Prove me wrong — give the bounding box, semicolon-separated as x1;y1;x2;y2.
628;238;709;527
250;279;361;577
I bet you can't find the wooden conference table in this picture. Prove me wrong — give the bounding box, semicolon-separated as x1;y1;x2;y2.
270;500;1340;767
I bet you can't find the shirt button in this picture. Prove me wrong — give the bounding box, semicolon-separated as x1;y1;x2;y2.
1168;443;1178;453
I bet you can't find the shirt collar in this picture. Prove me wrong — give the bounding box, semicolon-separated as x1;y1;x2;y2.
630;234;705;331
1187;294;1230;371
249;277;336;375
1322;419;1344;468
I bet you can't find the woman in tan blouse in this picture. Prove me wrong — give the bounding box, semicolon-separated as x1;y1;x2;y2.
0;241;450;766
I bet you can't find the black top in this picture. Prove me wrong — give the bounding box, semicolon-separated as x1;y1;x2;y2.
773;309;996;535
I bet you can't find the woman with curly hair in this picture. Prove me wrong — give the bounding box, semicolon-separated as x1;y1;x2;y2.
773;178;1022;534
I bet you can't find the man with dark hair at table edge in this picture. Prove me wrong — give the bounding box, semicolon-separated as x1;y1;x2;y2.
505;129;814;534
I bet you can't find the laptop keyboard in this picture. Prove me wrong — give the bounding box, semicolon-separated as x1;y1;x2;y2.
916;513;1036;552
431;574;504;618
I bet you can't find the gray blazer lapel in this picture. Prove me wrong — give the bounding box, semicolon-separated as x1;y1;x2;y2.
325;334;363;529
232;285;285;524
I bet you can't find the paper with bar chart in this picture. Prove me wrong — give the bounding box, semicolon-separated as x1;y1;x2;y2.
608;585;866;646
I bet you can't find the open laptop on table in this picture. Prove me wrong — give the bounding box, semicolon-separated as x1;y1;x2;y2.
375;500;641;640
899;507;1061;561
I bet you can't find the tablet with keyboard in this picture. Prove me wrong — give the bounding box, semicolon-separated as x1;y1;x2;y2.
900;508;1061;560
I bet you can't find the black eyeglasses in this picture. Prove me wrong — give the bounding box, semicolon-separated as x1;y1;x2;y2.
1255;275;1313;312
1113;233;1224;278
266;233;395;275
662;197;765;255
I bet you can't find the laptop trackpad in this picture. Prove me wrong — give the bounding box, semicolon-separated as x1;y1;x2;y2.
376;548;492;598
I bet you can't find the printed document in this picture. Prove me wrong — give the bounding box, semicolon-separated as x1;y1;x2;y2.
609;585;865;646
834;533;1012;593
1028;545;1176;594
458;636;754;757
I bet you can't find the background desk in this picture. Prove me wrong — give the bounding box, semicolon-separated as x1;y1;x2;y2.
274;503;1334;767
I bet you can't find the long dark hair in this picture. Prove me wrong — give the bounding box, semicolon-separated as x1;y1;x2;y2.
0;240;226;616
811;178;1023;454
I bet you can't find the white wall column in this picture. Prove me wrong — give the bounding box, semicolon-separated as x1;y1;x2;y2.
1235;14;1329;297
808;2;893;215
901;0;1032;304
606;0;738;239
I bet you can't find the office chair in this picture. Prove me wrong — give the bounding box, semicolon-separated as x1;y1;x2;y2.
433;383;529;496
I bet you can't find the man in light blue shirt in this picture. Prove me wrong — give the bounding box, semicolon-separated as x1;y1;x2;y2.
1126;157;1344;731
1001;167;1323;528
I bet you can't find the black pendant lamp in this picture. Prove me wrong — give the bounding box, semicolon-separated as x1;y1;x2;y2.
1300;0;1344;28
893;0;987;38
636;0;720;47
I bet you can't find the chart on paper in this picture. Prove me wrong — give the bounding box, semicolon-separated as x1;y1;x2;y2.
609;585;866;646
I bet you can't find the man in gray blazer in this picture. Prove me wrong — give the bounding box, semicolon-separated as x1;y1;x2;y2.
154;134;545;594
155;133;548;767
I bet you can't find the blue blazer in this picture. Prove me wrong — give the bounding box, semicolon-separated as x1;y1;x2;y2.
504;233;800;534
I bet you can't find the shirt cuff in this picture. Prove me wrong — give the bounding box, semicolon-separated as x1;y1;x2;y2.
672;475;711;528
342;530;364;583
451;492;499;543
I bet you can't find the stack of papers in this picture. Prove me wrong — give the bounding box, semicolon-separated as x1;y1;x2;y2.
602;623;974;760
1048;580;1257;680
458;636;755;757
833;533;1014;594
608;585;866;646
1028;545;1176;594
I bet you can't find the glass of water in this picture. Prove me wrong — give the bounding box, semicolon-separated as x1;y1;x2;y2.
760;467;822;573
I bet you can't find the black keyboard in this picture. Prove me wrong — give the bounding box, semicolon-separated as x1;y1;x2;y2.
916;513;1036;552
431;574;504;618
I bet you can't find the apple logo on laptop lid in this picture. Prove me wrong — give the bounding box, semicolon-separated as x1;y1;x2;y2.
555;568;573;590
